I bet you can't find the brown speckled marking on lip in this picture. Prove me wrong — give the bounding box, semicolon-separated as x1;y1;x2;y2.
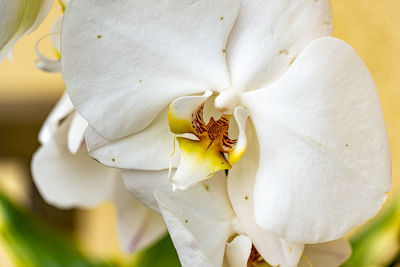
248;245;264;266
190;103;237;153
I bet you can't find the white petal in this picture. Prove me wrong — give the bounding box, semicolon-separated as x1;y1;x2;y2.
298;239;352;267
0;0;23;61
35;33;61;73
35;52;61;72
62;0;239;139
225;235;252;267
32;114;116;209
228;124;304;267
50;15;62;52
68;112;88;154
86;107;178;170
38;92;74;145
156;188;232;267
113;177;166;253
122;170;234;223
122;169;171;213
242;37;391;243
279;238;305;267
25;0;54;35
0;0;53;62
227;0;332;91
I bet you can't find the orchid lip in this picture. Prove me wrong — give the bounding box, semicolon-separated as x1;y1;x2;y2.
168;92;249;189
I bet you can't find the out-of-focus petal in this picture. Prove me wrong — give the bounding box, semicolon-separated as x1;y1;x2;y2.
35;33;61;72
50;15;62;52
32;114;116;209
227;0;332;91
38;92;74;145
62;0;239;139
35;16;63;72
242;37;391;243
68;112;88;154
113;177;166;253
86;107;178;170
228;123;304;267
225;235;252;267
298;239;352;267
0;0;53;62
25;0;54;35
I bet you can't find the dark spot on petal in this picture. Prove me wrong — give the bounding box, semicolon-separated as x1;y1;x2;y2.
112;158;116;162
202;183;210;191
245;195;248;200
97;35;102;39
185;219;188;223
220;17;224;21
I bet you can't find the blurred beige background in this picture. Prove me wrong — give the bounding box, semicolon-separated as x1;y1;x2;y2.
0;0;399;266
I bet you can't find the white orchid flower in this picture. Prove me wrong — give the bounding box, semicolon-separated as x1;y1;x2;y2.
0;0;53;62
121;128;351;266
122;146;351;267
31;93;166;253
61;0;391;245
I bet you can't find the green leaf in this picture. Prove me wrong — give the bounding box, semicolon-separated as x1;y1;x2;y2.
342;196;400;267
0;191;116;267
131;234;181;267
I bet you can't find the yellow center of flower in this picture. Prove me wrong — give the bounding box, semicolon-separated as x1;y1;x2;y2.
168;92;248;188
